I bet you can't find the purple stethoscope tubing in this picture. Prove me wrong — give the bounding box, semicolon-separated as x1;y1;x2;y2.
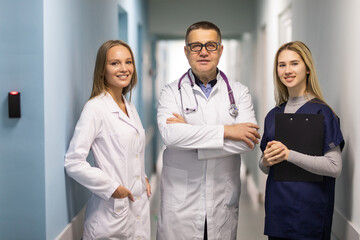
178;69;238;117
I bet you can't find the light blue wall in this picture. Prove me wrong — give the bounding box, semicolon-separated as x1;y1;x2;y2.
44;0;153;239
44;0;119;239
0;0;153;239
0;0;45;239
119;0;157;176
291;0;360;234
252;0;360;237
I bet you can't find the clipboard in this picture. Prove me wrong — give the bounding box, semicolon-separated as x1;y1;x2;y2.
274;113;324;182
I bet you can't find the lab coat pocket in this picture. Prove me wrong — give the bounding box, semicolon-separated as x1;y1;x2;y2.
112;198;129;217
108;132;128;160
161;166;187;209
224;171;241;207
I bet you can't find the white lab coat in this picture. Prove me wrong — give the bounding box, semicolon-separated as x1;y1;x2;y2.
65;92;150;240
156;70;257;240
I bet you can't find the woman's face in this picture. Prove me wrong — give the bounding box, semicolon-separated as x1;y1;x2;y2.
105;45;134;93
277;49;309;97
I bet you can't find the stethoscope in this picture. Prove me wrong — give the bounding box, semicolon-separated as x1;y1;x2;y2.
178;69;239;117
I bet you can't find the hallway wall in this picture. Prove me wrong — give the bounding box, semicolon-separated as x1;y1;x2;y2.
0;0;45;239
44;1;120;239
251;0;360;238
44;0;152;239
1;0;152;239
292;1;360;238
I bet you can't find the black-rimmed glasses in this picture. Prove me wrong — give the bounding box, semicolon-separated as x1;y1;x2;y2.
186;42;221;52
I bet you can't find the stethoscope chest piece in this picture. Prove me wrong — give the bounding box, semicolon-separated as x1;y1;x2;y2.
229;104;239;117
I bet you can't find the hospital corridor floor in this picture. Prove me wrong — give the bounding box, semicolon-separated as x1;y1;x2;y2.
149;160;266;240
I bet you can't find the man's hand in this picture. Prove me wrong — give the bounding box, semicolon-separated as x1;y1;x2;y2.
166;113;187;124
262;140;289;166
112;185;134;201
224;123;260;148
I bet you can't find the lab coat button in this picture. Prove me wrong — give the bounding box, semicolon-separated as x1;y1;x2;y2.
137;176;140;180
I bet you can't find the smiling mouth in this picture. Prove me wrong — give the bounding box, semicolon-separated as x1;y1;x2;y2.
284;76;295;81
116;74;129;79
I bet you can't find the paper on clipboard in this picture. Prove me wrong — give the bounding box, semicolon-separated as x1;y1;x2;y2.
274;113;324;182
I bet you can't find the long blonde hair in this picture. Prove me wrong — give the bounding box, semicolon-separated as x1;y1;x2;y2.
273;41;324;106
90;40;137;100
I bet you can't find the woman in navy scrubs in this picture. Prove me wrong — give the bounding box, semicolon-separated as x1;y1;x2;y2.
259;41;344;240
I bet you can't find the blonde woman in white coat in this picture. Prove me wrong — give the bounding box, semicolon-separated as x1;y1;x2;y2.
65;40;151;240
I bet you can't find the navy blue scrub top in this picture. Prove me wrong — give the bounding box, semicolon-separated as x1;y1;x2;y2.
260;99;344;240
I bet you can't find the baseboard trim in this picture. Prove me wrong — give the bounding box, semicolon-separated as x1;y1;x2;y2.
55;206;86;240
332;208;360;240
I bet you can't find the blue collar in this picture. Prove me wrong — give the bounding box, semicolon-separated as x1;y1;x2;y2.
193;73;217;98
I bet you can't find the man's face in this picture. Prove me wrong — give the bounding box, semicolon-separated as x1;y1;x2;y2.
184;29;223;80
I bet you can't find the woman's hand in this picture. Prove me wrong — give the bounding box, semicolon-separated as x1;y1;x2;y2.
112;185;134;202
262;141;290;167
146;177;151;197
166;113;186;124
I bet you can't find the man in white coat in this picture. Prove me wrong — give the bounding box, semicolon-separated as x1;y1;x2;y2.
156;21;260;240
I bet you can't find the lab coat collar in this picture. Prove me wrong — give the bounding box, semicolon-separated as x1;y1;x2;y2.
214;69;226;89
103;92;140;132
188;68;223;84
187;68;222;98
187;70;203;93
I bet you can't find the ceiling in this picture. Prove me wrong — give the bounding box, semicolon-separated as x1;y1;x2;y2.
147;0;257;39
